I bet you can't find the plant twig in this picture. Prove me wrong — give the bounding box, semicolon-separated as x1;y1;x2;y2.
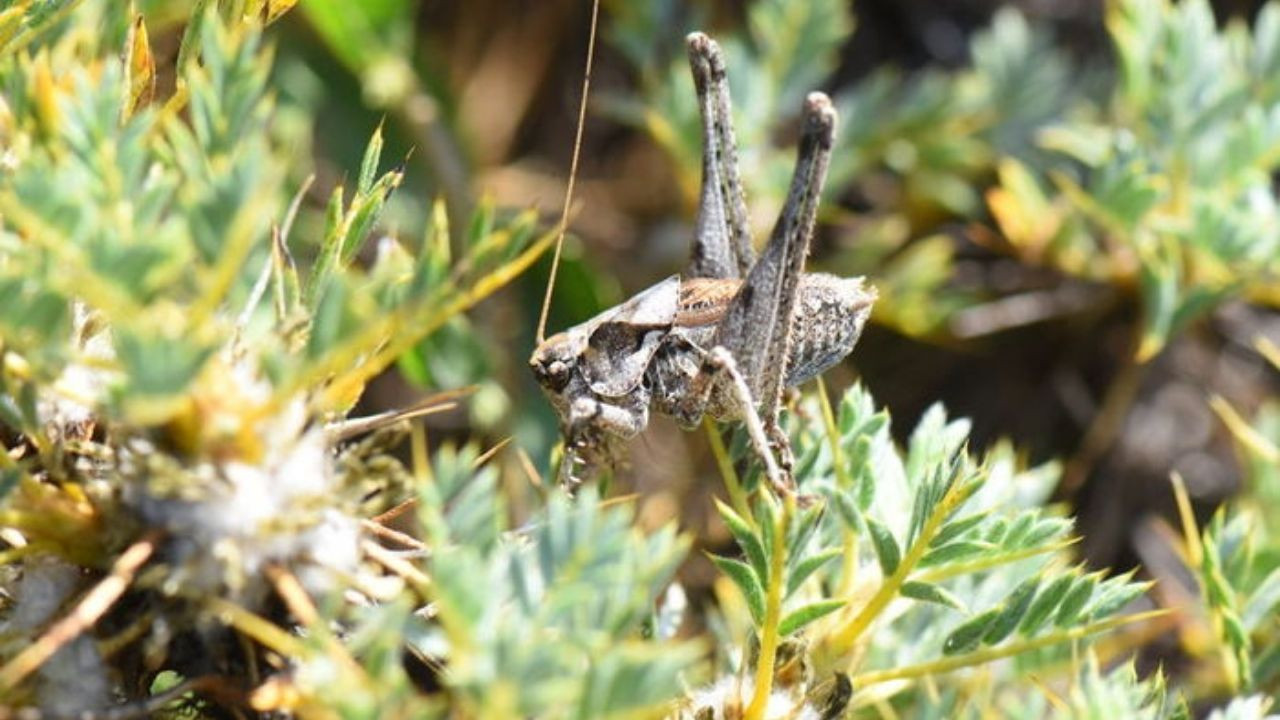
0;531;160;690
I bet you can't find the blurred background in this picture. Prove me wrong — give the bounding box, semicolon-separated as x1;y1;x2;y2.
142;0;1280;578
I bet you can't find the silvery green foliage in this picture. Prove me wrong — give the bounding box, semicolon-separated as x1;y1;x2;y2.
987;656;1187;720
408;445;698;719
695;385;1154;717
0;3;550;714
1206;696;1280;720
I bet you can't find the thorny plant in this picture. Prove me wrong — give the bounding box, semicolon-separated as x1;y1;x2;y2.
0;1;1275;720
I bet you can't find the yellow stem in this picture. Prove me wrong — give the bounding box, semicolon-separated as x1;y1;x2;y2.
849;610;1167;689
828;479;969;659
910;540;1077;585
205;596;309;658
745;493;793;720
816;377;852;489
705;420;750;521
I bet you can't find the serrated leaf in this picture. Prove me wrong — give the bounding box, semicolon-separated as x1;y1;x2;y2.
1023;517;1072;547
716;499;768;582
867;518;901;576
1003;512;1036;547
901;580;966;611
943;609;999;655
779;599;846;636
711;555;765;625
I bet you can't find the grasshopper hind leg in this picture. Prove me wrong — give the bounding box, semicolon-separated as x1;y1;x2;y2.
686;32;753;280
673;94;839;495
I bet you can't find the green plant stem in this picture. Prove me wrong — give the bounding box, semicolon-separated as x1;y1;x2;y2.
745;493;793;720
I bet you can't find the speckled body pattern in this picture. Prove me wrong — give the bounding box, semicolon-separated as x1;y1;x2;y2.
530;32;876;486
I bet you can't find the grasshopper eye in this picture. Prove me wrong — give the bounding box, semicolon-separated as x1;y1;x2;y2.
535;358;571;393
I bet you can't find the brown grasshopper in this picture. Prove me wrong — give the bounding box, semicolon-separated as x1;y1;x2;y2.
530;32;876;493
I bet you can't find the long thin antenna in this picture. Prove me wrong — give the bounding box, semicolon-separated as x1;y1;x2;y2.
535;0;601;345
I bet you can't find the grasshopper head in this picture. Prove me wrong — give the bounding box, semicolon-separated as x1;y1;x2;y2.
529;329;588;399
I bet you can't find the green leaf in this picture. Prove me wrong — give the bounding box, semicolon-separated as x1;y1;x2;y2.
867;518;901;576
711;555;765;625
716;499;768;583
1087;573;1147;621
900;580;966;611
1054;574;1097;627
341;167;402;265
307;279;355;360
786;547;842;597
1020;573;1076;635
176;0;216;72
982;576;1040;645
0;468;20;503
930;511;989;548
788;503;825;558
779;599;846;636
357;123;384;197
114;330;215;398
919;540;991;567
1243;567;1280;630
943;609;999;655
307;184;346;306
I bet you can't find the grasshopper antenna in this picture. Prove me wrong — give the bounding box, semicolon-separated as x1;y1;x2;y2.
535;0;601;345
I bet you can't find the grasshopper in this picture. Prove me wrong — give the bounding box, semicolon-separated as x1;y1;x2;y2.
530;32;876;494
